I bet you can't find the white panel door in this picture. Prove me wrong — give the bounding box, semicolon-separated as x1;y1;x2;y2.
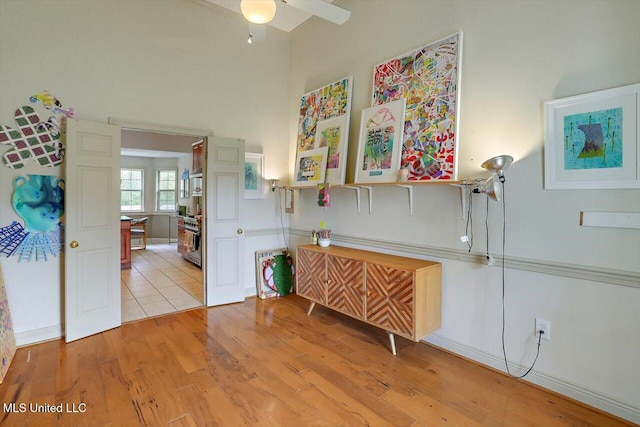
206;137;245;306
64;119;121;342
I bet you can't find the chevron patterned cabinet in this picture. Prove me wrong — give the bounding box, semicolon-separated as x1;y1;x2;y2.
295;244;442;355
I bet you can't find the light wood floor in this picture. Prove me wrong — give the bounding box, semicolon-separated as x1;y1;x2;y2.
0;295;633;426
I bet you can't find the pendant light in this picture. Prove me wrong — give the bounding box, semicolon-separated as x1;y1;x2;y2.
240;0;277;24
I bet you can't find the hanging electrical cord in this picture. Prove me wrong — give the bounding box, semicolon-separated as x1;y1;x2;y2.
277;188;289;249
485;195;490;259
464;184;474;252
499;180;543;379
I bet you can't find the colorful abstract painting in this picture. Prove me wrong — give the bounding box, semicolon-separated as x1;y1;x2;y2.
296;76;353;185
355;99;406;183
563;108;623;170
294;146;329;187
372;32;462;181
316;115;349;184
245;161;258;190
544;83;639;189
0;175;64;262
244;153;264;199
0;106;64;169
0;262;16;384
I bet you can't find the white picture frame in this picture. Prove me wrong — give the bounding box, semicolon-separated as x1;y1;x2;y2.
354;98;406;183
316;115;349;185
244;153;265;199
544;83;639;189
295;76;353;185
293;146;329;187
372;33;462;181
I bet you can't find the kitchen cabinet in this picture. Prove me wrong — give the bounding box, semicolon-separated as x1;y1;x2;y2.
296;244;441;355
192;140;204;175
120;217;131;270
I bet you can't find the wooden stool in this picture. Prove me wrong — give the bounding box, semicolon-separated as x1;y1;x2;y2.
131;217;147;250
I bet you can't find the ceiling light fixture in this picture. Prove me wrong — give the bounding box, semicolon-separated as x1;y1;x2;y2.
240;0;277;24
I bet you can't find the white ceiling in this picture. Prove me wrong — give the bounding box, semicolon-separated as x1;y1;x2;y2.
121;130;201;158
203;0;333;32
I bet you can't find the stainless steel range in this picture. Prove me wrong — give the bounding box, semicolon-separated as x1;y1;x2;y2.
181;216;202;267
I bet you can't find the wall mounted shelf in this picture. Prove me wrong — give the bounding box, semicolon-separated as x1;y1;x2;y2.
287;180;463;216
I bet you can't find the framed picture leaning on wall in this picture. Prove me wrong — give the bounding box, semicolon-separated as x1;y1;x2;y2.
354;98;406;183
372;32;462;181
296;76;353;185
293;146;328;187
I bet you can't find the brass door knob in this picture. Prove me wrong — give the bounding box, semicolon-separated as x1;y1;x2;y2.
69;240;79;249
237;228;243;235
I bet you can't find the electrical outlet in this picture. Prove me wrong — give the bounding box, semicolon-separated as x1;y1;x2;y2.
535;318;551;341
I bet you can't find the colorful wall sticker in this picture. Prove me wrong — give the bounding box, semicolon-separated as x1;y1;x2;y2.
0;175;64;262
0;106;63;168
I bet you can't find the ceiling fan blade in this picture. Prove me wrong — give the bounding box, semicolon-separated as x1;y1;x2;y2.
281;0;351;25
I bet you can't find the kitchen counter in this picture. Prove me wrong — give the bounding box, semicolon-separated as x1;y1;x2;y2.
120;217;131;269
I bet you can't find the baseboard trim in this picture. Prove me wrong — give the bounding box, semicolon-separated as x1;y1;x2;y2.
289;228;639;288
423;334;640;424
245;286;257;298
15;324;63;347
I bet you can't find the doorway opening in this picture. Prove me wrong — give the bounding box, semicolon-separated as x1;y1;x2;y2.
115;122;209;322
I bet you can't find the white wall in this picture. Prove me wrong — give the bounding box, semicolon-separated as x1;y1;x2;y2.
287;0;640;422
0;1;290;343
1;0;638;422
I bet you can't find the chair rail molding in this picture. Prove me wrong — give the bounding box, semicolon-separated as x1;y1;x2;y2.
289;228;639;288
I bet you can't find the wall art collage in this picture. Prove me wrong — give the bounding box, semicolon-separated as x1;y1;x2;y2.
0;90;73;263
294;32;463;188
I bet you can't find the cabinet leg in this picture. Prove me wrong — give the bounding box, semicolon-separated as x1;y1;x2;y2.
387;331;397;356
306;301;316;316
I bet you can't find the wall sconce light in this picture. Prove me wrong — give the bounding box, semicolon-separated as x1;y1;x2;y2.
476;155;513;202
240;0;276;24
270;179;280;192
481;155;513;183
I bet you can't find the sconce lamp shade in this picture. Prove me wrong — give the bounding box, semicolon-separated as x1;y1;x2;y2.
240;0;277;24
481;155;513;177
270;179;280;192
483;174;502;202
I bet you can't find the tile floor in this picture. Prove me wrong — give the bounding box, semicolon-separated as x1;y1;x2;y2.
121;243;203;322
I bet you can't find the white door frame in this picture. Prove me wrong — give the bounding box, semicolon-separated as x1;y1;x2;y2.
108;118;212;304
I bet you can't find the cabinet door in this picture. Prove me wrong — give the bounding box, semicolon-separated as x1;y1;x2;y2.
366;264;414;337
192;142;203;174
327;255;364;318
120;225;131;267
296;249;327;304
